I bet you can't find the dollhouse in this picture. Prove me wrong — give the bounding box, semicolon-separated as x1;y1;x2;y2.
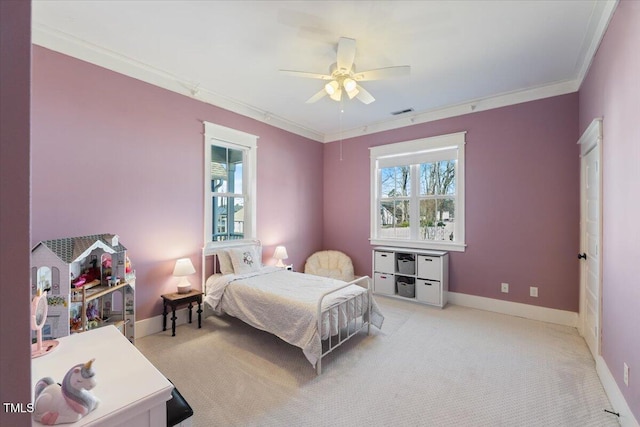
30;233;136;342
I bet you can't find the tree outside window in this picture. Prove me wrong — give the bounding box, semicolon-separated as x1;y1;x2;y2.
370;132;466;252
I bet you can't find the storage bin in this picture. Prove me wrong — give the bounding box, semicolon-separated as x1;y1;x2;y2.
417;255;441;280
374;272;395;295
396;253;415;275
416;279;440;305
374;251;395;273
397;280;415;298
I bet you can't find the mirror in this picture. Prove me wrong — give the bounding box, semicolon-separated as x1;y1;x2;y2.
31;290;58;358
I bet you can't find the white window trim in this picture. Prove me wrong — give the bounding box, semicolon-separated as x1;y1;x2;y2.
370;132;466;252
203;121;258;253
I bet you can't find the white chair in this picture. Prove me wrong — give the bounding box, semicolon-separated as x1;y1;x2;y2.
304;250;355;282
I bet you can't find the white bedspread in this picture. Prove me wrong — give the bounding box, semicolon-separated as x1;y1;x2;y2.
204;267;384;366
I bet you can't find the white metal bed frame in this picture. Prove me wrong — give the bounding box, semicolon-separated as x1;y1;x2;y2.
315;275;372;374
201;241;373;375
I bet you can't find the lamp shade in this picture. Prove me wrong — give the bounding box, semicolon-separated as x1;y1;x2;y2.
343;78;357;93
273;246;288;260
173;258;195;277
273;246;288;268
324;80;339;95
173;258;195;294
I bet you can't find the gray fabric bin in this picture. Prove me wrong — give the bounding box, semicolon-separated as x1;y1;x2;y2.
396;254;415;275
397;281;415;298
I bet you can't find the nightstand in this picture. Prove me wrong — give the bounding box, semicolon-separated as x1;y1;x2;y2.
161;290;203;337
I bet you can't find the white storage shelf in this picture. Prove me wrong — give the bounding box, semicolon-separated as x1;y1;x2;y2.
372;246;449;308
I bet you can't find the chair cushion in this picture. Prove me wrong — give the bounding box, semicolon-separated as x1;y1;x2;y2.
304;250;354;282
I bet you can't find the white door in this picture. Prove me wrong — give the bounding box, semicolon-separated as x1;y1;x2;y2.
578;119;602;360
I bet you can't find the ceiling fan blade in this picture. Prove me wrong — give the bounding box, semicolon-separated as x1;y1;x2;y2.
355;84;375;104
336;37;356;72
280;70;332;80
305;88;328;104
353;66;411;81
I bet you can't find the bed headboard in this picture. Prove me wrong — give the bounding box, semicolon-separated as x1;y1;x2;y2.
201;240;261;282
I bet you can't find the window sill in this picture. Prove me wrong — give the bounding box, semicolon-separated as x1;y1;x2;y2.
369;238;466;252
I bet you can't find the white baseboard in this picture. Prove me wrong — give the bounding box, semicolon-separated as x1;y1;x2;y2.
448;291;579;327
448;292;638;425
135;307;194;339
139;293;576;336
135;293;637;425
596;355;640;427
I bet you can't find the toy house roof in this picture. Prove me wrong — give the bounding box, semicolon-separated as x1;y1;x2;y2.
33;234;126;264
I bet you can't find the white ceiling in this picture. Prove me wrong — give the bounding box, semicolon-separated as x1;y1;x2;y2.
32;1;617;142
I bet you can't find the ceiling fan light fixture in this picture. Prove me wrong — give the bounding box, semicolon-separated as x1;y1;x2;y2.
346;87;359;99
325;80;339;95
343;78;357;93
281;37;409;105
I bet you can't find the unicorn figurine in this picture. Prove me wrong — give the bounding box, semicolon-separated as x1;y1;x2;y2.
33;359;99;425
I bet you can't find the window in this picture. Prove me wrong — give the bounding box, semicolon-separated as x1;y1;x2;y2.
370;132;466;252
204;122;258;250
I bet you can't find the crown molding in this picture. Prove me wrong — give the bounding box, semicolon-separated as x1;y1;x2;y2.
31;23;325;143
575;0;619;88
323;79;579;143
33;0;617;145
322;0;617;144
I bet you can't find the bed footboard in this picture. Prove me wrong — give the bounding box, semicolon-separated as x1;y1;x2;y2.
316;276;372;375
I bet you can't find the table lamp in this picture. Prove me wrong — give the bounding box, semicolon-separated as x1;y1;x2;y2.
273;246;288;268
173;258;196;294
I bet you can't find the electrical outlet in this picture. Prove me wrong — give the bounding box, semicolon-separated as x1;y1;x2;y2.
530;286;538;297
624;363;629;386
501;283;509;293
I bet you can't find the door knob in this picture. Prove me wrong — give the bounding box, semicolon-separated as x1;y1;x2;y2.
578;253;587;260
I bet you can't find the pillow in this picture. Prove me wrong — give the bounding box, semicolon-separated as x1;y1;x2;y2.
204;273;222;293
228;246;261;275
215;250;234;275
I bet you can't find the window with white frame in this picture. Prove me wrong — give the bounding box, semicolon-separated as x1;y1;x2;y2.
370;132;466;252
204;122;258;249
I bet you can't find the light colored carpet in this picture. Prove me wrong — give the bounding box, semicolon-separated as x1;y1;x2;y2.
136;296;619;427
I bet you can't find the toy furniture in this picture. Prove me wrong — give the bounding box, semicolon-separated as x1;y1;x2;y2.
31;234;136;342
31;290;60;358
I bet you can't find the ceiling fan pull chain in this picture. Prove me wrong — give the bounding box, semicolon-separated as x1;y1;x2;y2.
339;100;344;161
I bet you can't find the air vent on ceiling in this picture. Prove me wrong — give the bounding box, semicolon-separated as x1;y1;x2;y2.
390;108;414;116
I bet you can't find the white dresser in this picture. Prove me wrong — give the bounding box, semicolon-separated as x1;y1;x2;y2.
32;326;173;426
372;246;449;308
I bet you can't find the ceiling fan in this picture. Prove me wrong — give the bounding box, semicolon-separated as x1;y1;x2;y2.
280;37;410;105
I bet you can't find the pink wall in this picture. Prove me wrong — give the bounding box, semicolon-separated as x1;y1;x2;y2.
578;0;640;419
0;1;32;425
31;46;324;321
324;94;580;312
21;2;637;420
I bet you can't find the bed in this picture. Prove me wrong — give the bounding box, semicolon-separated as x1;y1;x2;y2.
202;242;384;374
